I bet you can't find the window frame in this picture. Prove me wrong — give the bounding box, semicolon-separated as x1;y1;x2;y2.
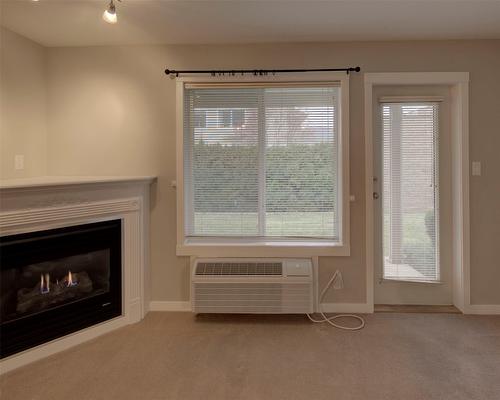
175;73;350;257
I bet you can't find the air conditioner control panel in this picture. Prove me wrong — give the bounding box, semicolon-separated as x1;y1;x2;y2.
284;259;312;277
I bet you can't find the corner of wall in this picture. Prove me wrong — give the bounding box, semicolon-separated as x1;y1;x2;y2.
0;27;49;180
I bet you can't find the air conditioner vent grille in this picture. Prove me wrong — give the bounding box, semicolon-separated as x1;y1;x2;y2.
195;262;283;276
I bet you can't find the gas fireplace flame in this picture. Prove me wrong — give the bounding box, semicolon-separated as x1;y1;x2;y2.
40;273;50;294
40;271;78;293
66;270;78;287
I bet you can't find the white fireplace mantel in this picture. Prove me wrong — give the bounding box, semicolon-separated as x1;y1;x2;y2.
0;175;157;190
0;175;156;373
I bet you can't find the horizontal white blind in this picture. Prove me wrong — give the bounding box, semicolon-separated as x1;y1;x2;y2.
184;85;339;239
379;96;444;103
382;102;439;282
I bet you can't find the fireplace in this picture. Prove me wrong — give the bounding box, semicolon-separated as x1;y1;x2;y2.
0;219;122;358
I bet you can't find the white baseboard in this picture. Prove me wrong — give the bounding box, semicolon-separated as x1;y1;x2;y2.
319;302;373;314
465;304;500;315
149;301;371;314
149;301;191;312
0;316;128;375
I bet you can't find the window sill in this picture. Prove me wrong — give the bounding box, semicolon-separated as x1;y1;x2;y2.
380;277;443;285
176;241;350;257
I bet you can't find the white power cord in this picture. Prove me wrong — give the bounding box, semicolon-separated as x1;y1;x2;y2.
307;270;365;330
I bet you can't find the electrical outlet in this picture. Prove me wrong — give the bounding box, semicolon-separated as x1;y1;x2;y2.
14;155;24;170
472;161;481;176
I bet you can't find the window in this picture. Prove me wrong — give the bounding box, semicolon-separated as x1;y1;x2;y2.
381;102;440;282
178;77;349;255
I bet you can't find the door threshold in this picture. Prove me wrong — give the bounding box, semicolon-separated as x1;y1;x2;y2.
374;304;462;314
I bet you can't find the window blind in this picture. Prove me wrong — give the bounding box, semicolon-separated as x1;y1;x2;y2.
382;102;439;282
184;84;340;240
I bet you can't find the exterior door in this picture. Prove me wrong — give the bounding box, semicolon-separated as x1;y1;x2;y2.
373;85;452;305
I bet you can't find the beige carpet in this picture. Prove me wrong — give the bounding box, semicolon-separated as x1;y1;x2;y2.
1;312;500;400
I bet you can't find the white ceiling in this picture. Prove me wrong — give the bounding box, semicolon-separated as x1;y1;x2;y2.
1;0;500;47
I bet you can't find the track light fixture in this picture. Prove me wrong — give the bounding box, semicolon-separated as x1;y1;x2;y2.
103;0;121;24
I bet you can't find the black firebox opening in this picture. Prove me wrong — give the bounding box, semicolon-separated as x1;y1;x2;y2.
1;219;122;358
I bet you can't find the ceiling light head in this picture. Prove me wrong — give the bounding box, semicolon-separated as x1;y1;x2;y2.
103;0;118;24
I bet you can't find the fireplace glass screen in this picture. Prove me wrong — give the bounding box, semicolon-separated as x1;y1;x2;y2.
0;220;122;358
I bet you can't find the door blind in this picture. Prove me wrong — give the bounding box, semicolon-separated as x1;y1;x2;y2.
382;102;439;282
184;85;340;239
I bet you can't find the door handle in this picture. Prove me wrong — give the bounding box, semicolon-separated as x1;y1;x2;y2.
373;192;380;199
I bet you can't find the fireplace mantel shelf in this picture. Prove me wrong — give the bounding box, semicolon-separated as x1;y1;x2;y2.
0;175;157;190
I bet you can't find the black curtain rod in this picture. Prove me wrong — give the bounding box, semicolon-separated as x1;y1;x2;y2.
164;67;360;77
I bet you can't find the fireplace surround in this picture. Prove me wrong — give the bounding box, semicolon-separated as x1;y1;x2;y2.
1;219;122;358
0;176;154;372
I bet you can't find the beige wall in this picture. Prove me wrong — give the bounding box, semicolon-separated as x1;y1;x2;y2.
0;34;494;305
43;40;500;305
1;35;498;305
0;27;47;179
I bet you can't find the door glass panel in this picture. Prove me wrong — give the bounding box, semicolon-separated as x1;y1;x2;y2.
382;102;439;282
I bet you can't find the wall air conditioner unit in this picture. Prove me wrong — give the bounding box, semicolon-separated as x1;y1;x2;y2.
192;258;313;314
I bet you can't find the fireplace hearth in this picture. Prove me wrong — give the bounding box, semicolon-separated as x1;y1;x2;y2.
1;220;122;358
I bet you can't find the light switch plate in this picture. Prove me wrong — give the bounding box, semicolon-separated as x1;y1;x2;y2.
472;161;481;176
14;155;24;170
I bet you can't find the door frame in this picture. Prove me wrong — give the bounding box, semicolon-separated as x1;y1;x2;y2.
364;72;470;313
